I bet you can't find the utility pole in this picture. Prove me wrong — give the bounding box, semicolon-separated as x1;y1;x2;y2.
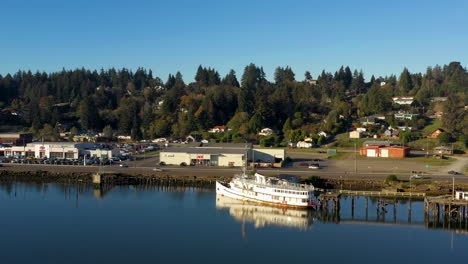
354;142;357;173
452;177;455;199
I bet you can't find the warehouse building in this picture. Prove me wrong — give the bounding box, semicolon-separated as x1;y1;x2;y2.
0;142;119;159
160;143;285;167
360;145;410;158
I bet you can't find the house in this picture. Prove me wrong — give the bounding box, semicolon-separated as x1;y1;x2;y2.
349;131;362;139
208;126;231;133
383;129;399;139
258;128;274;136
433;146;452;155
297;141;313;148
428;128;444;139
394;113;417;120
318;131;328;137
287;141;297;148
304;137;314;142
392;96;414;105
371;114;386;120
380;81;386;86
431;97;448;102
356;127;367;133
455;191;468;200
397;126;412;131
359;117;376;126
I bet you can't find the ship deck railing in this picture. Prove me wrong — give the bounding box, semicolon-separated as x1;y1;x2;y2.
236;178;315;192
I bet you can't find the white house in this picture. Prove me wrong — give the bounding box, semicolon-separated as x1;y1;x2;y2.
318;131;328;137
349;131;362;139
392;96;414;105
208;126;231;133
297;141;313;148
258;128;274;136
356;127;367;133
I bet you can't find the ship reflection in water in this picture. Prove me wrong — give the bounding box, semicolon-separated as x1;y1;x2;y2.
216;194;314;230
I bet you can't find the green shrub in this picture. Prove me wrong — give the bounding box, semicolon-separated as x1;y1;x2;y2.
385;174;399;183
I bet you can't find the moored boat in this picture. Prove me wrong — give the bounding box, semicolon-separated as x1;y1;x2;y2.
216;172;315;208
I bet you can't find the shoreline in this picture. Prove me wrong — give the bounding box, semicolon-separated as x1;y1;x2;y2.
0;167;462;196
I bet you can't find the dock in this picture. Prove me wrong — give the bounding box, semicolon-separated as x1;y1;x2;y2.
424;195;468;231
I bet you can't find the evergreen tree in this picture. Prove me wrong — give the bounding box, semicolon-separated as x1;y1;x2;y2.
398;67;413;95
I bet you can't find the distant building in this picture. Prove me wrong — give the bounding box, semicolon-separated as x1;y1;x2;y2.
455;191;468;200
349;131;362;139
297;141;313;148
356;127;367;133
380;81;386;86
159;143;284;167
428;128;444;139
0;142;119;159
360;145;410;158
359;117;377;126
433;146;452;155
258;128;274;136
318;131;328;137
209;126;231;133
392;96;414;105
0;132;33;146
394;113;418;120
431;97;448;102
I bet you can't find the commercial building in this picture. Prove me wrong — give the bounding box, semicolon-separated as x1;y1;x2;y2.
360;145;410;158
160;143;285;167
0;142;119;159
0;132;33;146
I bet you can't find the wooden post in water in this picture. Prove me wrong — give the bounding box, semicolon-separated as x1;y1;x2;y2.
408;200;412;223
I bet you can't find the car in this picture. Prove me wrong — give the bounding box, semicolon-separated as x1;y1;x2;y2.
119;163;128;167
308;164;320;169
153;167;164;172
410;174;429;179
448;170;461;175
299;162;309;166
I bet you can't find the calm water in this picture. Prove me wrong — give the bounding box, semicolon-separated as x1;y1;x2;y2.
1;183;467;264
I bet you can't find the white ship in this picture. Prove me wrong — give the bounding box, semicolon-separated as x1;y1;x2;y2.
216;172;316;208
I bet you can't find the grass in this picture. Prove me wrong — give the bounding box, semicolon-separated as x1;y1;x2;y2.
327;152;351;160
422;119;442;134
285;148;323;153
357;155;455;166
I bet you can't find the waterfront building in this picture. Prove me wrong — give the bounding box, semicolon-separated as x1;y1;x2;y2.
159;143;284;167
0;142;119;159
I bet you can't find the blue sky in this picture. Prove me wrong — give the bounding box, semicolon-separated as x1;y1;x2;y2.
1;0;467;81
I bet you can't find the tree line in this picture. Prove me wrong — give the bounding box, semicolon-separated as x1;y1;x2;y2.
0;62;466;144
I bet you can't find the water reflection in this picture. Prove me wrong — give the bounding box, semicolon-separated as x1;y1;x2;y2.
216;194;314;230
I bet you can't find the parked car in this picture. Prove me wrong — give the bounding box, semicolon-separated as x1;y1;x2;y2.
119;163;128;167
448;170;461;175
153;167;164;172
299;162;309;166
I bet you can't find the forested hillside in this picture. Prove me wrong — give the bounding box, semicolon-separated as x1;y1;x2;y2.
0;62;466;144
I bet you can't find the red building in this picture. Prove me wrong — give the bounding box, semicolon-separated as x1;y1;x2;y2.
360;145;410;158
